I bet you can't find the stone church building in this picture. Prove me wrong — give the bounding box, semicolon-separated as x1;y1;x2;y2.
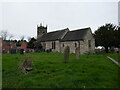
36;24;95;54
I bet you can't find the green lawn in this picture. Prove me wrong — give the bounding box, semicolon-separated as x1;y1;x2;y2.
2;52;120;88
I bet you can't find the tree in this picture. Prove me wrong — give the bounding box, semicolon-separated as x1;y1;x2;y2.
114;27;120;48
27;37;36;49
27;37;31;42
0;30;14;40
8;34;13;40
34;41;43;50
0;30;9;40
94;23;117;53
16;40;21;46
20;36;25;41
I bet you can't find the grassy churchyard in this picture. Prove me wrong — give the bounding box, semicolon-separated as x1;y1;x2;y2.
2;52;120;88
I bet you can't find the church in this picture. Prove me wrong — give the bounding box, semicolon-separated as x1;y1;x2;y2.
36;24;95;54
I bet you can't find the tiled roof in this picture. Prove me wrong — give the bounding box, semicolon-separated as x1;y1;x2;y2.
61;27;90;41
38;28;69;42
38;27;91;42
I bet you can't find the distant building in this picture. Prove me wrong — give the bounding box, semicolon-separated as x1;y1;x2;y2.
21;42;27;51
36;24;95;54
10;42;17;49
1;39;28;53
2;40;17;53
2;40;10;53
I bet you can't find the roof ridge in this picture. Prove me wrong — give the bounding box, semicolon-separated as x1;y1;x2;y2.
70;27;90;32
47;28;69;34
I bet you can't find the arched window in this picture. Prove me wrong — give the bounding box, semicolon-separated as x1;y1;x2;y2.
52;41;56;49
75;43;77;47
63;44;64;47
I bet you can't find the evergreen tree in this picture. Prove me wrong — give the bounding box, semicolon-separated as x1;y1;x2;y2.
94;23;117;53
27;37;36;49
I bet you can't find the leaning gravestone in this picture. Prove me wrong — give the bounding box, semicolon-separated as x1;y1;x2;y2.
20;49;24;55
19;55;32;73
75;47;80;60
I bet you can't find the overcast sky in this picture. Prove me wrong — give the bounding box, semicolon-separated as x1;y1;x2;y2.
118;1;120;27
0;2;118;40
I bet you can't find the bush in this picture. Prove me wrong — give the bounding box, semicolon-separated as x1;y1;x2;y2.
63;46;70;63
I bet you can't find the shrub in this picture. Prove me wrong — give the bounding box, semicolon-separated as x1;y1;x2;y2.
63;46;70;63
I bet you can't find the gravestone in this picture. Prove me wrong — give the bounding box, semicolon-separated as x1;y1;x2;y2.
75;47;80;59
63;46;70;63
20;55;32;73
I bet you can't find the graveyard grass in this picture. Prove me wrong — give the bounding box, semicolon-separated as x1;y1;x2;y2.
2;52;120;88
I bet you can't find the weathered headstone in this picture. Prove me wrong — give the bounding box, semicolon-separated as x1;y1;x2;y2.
63;46;70;63
75;47;80;59
20;55;32;73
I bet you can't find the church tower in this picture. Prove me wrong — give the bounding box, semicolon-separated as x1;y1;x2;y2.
37;23;47;38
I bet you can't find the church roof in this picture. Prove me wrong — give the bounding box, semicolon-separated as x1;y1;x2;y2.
37;27;91;42
38;28;69;42
61;27;90;41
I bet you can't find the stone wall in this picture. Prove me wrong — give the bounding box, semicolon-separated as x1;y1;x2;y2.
79;41;85;54
42;41;60;52
52;41;60;52
45;41;52;50
83;29;95;54
60;29;95;54
60;41;83;54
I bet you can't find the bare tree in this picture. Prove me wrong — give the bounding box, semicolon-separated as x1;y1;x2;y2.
0;30;9;40
27;36;31;42
8;34;13;40
0;30;14;40
20;35;25;41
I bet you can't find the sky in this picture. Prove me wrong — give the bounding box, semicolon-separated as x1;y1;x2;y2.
118;1;120;27
0;1;119;40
